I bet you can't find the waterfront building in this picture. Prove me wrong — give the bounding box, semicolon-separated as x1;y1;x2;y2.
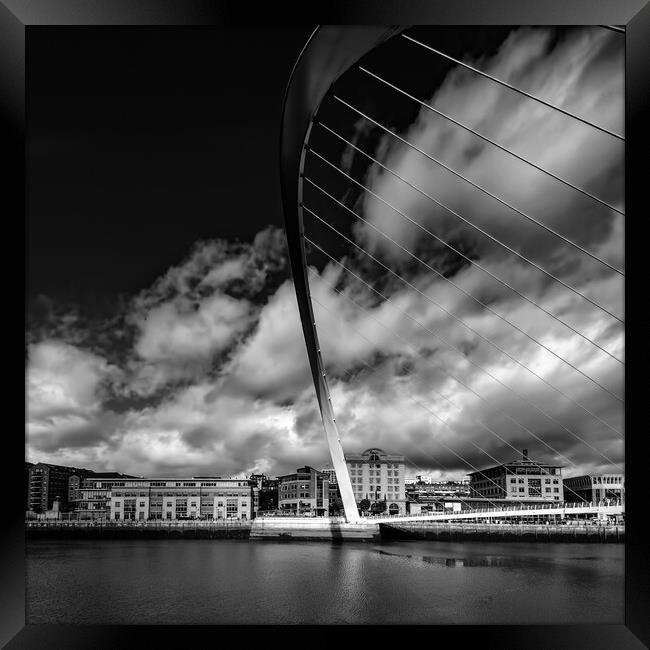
277;466;329;515
467;449;564;502
25;462;33;513
563;474;624;504
70;472;136;520
108;477;258;521
344;448;406;515
27;462;92;513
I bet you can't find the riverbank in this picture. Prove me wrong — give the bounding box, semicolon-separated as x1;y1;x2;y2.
26;521;251;539
25;519;624;542
380;521;624;543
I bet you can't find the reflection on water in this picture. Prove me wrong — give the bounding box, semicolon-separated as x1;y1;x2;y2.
27;539;624;625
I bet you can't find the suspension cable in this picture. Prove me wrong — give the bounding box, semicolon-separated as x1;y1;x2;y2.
313;295;605;502
357;65;624;216
401;453;511;511
313;119;624;362
311;134;623;324
303;212;624;436
306;260;623;468
331;95;625;278
327;297;596;503
401;32;625;141
304;173;624;401
302;231;623;441
312;297;525;504
308;265;622;474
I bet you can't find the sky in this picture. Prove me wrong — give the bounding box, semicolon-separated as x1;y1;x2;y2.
26;26;624;481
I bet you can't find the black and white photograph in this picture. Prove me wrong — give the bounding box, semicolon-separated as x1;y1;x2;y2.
5;3;650;647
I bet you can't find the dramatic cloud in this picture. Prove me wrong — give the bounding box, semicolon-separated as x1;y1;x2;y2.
303;26;624;479
26;27;624;481
27;340;123;457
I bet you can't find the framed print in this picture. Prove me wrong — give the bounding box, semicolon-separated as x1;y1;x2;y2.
5;1;649;647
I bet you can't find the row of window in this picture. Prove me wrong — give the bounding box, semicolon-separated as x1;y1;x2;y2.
114;501;248;508
114;491;250;498
591;476;623;484
113;512;248;521
506;487;560;493
350;469;400;477
348;463;402;469
111;481;249;488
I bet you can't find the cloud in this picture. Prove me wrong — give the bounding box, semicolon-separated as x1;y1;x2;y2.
123;225;290;396
26;340;123;456
26;27;624;482
222;280;312;402
300;26;624;476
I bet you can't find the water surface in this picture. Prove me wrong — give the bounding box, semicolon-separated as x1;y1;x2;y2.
26;539;624;624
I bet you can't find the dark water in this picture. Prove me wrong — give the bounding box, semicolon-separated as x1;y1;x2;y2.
26;539;624;625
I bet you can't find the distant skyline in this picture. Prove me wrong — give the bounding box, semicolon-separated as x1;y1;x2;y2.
27;26;623;481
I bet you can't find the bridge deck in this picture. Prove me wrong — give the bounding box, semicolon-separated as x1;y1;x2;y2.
372;503;623;524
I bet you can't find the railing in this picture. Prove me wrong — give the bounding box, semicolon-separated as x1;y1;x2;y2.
371;500;623;521
25;519;252;528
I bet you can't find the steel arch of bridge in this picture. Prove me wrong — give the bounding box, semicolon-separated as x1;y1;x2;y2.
280;27;402;523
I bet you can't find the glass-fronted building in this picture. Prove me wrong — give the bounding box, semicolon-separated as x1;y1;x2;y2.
563;474;624;504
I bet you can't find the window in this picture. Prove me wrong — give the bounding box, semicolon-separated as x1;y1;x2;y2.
115;513;120;520
115;502;121;508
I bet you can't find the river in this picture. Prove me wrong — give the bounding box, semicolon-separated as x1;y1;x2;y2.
26;539;624;625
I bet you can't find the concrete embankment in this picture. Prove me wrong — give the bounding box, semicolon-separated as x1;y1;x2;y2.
26;522;251;540
250;517;380;541
26;519;623;543
380;522;625;543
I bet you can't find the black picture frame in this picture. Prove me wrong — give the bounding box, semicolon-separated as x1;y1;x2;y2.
5;1;648;647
